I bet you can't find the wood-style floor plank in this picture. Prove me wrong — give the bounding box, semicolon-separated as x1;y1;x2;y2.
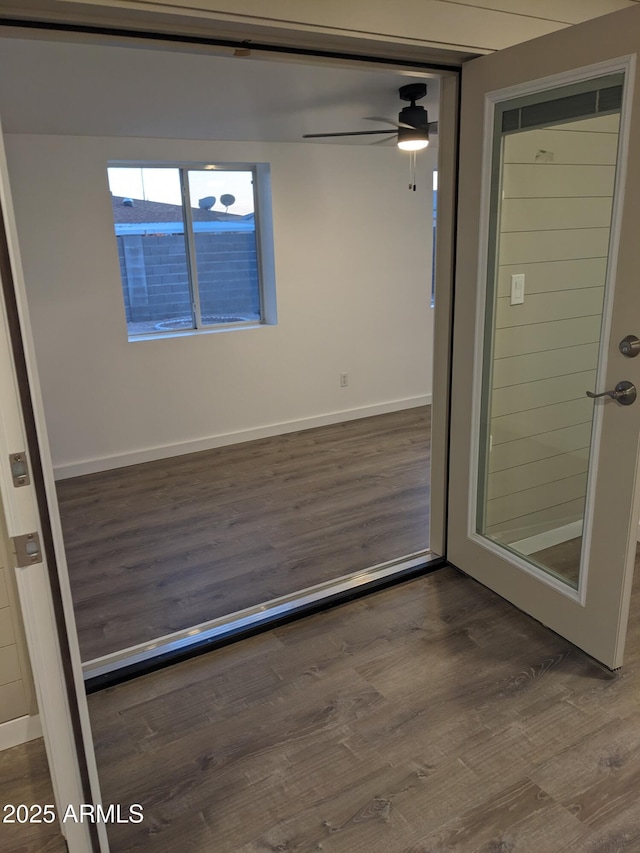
56;407;431;660
5;555;640;851
74;555;640;852
0;739;66;853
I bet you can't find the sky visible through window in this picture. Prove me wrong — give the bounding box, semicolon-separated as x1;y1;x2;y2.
107;167;255;216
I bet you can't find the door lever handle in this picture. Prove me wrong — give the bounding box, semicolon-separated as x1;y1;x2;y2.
586;380;637;405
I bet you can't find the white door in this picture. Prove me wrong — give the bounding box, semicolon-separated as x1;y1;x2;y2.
448;4;640;669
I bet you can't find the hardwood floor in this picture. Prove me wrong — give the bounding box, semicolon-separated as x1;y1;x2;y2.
56;407;431;661
0;739;66;852
76;555;640;853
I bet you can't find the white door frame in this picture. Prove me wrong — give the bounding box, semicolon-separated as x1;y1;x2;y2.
0;15;462;853
0;117;108;850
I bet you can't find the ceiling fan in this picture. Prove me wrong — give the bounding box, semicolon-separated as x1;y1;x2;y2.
302;83;437;151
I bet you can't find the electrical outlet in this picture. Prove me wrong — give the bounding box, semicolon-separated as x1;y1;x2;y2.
340;373;348;387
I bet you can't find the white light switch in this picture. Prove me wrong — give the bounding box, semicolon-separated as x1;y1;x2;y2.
510;273;525;305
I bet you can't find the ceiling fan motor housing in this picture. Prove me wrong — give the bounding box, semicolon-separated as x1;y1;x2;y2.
398;104;428;130
398;83;428;130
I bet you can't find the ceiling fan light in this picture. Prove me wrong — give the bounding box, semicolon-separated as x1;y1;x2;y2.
397;137;429;151
397;125;429;151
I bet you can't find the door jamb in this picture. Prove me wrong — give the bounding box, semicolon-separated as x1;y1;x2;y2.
0;126;104;850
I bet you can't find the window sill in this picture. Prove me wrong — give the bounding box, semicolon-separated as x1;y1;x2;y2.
127;322;267;343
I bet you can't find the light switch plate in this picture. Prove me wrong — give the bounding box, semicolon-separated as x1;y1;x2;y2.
510;273;525;305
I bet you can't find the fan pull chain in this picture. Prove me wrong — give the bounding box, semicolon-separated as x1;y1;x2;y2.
408;151;417;191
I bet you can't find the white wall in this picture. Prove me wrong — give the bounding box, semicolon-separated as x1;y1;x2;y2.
5;135;434;476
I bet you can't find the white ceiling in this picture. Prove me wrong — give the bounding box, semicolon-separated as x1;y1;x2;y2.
0;37;439;144
1;0;637;57
0;1;634;141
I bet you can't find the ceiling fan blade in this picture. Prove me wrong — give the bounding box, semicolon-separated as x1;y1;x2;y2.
429;121;439;134
370;135;397;146
302;129;397;139
364;116;414;130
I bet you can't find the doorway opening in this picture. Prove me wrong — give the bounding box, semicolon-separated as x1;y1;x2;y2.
0;33;448;684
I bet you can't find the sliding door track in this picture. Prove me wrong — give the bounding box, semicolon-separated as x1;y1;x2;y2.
84;551;445;692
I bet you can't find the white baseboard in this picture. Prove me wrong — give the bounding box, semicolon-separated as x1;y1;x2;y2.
0;714;42;751
510;520;583;557
54;395;431;480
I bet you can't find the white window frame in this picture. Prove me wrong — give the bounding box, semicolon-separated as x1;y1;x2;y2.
108;161;277;340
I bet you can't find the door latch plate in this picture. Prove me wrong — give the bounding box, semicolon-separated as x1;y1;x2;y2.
9;452;30;487
12;532;42;567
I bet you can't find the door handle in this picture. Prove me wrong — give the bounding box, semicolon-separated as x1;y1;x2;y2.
586;380;637;405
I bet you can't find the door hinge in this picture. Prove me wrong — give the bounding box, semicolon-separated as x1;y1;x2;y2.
9;452;30;487
12;532;42;567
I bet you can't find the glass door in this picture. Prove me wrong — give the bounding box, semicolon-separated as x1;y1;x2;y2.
477;75;623;590
448;4;640;669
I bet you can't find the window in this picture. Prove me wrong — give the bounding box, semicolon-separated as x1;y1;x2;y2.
107;163;276;338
